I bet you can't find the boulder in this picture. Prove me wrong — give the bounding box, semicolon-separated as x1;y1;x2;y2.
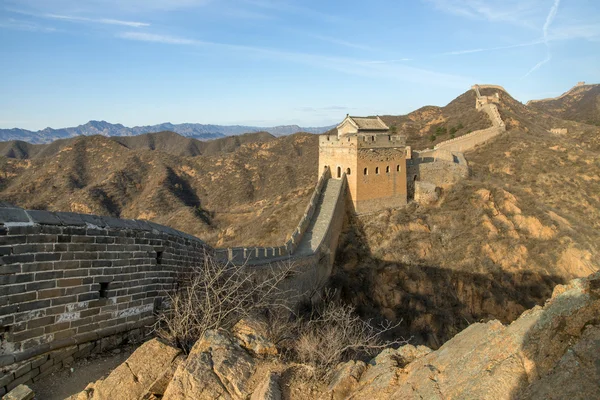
327;360;366;400
163;329;256;400
250;372;281;400
76;338;181;400
233;319;278;357
350;272;600;399
2;385;34;400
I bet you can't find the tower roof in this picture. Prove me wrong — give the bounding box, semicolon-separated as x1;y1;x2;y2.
338;115;389;131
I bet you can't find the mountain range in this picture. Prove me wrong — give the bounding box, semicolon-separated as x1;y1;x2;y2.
0;120;335;144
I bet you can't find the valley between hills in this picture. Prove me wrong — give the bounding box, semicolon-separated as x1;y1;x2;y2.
1;82;600;399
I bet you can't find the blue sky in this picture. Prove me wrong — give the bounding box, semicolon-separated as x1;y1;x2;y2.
1;0;599;130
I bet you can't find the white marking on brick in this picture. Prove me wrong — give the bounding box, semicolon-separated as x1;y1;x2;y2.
66;301;89;312
57;312;81;322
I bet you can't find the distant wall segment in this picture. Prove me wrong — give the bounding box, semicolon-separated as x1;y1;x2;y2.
0;207;208;394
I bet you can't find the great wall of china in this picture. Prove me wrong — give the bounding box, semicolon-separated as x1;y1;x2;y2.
526;81;587;105
0;84;508;394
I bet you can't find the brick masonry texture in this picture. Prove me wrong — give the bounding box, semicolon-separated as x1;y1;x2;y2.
0;208;209;393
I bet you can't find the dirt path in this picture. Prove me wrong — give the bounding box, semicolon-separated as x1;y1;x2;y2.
29;344;138;400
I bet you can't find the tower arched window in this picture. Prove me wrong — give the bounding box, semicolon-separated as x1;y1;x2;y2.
375;167;380;175
337;166;341;178
364;168;368;175
346;168;351;175
397;165;401;172
386;166;390;173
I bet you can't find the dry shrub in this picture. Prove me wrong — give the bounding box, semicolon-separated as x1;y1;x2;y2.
293;291;408;380
154;253;298;353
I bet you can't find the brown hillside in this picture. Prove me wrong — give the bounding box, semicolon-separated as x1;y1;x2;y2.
0;133;318;247
333;89;600;348
528;83;600;126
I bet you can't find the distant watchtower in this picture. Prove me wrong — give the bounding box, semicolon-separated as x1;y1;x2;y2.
319;115;408;214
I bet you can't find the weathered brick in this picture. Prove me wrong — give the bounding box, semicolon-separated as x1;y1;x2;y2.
11;327;44;342
31;355;48;369
0;284;26;296
63;269;89;278
7;368;39;391
50;295;77;306
64;284;92;295
44;305;65;315
57;278;83;287
18;300;51;313
7;292;37;304
34;363;60;381
74;252;98;260
44;322;70;334
78;292;99;302
0;235;26;245
39;225;63;235
2;254;34;265
51;346;77;362
38;358;54;372
71;236;95;244
0;264;21;275
21;261;54;273
13;361;31;378
25;281;56;291
53;260;80;270
80;308;100;318
95;236;115;244
26;235;58;244
77;322;100;334
35;271;64;280
37;288;65;300
34;253;61;262
52;328;76;341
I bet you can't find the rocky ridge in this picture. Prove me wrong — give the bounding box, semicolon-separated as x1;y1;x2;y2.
64;272;600;400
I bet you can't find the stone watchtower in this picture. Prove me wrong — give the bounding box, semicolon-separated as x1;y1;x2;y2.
319;115;408;214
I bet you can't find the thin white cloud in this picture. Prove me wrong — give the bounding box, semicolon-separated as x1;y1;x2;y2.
45;13;149;27
118;31;204;45
424;0;540;29
0;18;56;32
303;33;377;52
117;31;472;88
441;39;545;55
523;0;560;78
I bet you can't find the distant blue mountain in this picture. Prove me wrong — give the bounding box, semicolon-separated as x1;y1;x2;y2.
0;120;334;144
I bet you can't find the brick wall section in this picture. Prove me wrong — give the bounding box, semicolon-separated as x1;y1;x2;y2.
0;207;208;394
214;166;331;265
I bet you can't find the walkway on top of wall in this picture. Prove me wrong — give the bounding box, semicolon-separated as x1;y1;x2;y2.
295;178;344;256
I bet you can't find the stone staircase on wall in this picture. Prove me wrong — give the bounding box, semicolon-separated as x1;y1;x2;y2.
295;179;344;256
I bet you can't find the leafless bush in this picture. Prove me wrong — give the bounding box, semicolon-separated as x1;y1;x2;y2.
294;291;407;380
154;253;299;353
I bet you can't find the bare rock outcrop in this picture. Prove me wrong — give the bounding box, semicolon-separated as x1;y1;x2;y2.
70;273;600;400
162;330;256;400
351;271;600;399
73;338;182;400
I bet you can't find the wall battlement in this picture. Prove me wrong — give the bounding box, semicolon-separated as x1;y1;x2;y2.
320;134;406;149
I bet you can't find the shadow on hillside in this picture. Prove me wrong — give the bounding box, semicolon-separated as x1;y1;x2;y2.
331;207;566;349
165;167;212;225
